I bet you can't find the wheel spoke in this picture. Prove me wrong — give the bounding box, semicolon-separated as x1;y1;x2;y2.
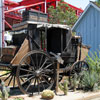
20;68;33;73
43;63;53;70
8;75;13;86
20;77;24;82
41;76;50;85
39;77;45;90
34;78;37;86
33;78;37;89
13;76;16;87
36;53;38;69
41;70;53;75
4;73;12;82
37;78;40;94
43;69;53;73
22;76;35;85
19;74;33;78
39;54;43;68
30;55;36;70
0;72;11;77
25;79;34;91
24;60;34;71
40;58;48;70
42;74;50;78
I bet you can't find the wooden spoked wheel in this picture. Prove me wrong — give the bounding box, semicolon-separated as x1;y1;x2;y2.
70;61;89;75
16;50;55;94
0;65;18;87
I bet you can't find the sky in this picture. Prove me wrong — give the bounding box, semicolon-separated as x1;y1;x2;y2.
12;0;96;10
65;0;96;9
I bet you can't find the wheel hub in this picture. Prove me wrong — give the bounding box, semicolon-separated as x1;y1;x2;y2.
35;70;41;77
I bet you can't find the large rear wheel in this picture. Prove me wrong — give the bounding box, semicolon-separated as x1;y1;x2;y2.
16;50;55;94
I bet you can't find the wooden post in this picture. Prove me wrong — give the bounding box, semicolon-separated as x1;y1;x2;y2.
56;62;60;92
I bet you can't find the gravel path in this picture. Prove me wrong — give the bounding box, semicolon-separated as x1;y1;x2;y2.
8;88;100;100
91;98;100;100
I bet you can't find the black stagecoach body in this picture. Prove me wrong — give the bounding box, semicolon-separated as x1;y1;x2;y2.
0;10;89;94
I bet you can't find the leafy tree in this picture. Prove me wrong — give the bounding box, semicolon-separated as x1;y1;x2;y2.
96;0;100;6
48;0;78;26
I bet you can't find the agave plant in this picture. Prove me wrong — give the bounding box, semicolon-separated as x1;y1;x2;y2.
86;51;100;74
81;71;100;91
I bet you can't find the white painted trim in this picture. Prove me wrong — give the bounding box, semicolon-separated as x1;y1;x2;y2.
72;2;100;31
45;0;47;13
91;2;100;12
0;0;3;48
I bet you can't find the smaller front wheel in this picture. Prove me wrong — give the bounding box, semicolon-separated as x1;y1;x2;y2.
69;61;89;89
70;60;89;80
70;61;89;75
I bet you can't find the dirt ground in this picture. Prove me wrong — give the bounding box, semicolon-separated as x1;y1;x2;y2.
1;76;100;100
8;88;100;100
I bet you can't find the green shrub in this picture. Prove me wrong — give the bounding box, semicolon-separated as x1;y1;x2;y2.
81;71;100;91
80;51;100;91
86;51;100;74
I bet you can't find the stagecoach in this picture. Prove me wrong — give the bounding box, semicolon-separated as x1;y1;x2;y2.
0;10;89;94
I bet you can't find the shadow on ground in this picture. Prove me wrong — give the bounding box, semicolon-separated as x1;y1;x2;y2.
10;88;23;96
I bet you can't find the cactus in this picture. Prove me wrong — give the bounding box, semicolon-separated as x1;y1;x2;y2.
71;73;80;91
0;80;10;100
58;79;68;95
41;90;55;99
